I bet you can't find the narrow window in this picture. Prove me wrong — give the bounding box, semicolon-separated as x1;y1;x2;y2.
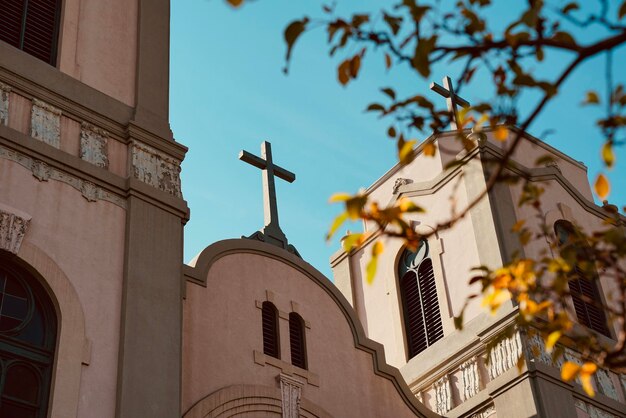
261;301;280;359
554;220;610;337
289;313;307;369
0;0;62;65
0;253;57;418
399;240;444;359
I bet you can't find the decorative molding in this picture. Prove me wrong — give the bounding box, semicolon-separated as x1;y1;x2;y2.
0;145;125;208
0;81;10;126
572;399;617;418
433;375;452;414
460;357;481;401
253;350;320;387
393;177;413;194
0;204;30;254
595;368;618;401
80;122;109;168
488;331;523;380
131;140;182;198
277;373;303;418
470;404;496;418
31;99;61;148
545;160;561;174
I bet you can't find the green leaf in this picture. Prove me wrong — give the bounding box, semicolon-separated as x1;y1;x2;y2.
284;18;309;71
342;233;363;252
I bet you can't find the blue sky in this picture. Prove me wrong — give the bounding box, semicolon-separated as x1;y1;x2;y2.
170;1;626;278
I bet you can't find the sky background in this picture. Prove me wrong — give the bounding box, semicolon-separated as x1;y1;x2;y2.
170;0;626;278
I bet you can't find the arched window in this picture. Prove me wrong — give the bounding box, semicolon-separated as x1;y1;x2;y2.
289;312;307;370
261;301;280;359
0;0;62;65
554;220;610;337
398;240;444;359
0;253;57;418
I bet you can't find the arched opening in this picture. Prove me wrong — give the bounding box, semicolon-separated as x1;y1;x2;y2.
289;312;307;370
261;301;280;359
554;220;610;337
0;251;57;418
398;240;444;359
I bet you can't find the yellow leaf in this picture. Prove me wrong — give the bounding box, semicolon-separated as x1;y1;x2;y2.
561;361;580;381
342;233;363;252
545;331;561;353
594;173;610;199
580;364;596;397
581;362;597;374
365;254;378;284
582;91;599;105
511;219;525;232
372;240;384;256
601;142;615;168
327;212;348;241
399;140;417;164
516;354;526;373
329;193;352;203
423;142;436;157
494;126;509;141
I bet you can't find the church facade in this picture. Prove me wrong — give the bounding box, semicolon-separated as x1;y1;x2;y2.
0;1;624;418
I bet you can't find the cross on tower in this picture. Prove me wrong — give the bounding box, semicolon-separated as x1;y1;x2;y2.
430;76;470;130
239;141;299;255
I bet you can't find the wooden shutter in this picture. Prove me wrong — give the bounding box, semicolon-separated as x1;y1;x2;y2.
289;313;307;369
569;267;610;337
0;0;61;65
419;259;444;346
401;271;427;358
261;302;280;359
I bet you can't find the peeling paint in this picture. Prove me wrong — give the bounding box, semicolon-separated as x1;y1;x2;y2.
31;99;61;148
0;82;10;126
80;122;109;168
131;141;182;197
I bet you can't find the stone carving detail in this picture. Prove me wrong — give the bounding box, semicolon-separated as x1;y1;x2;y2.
470;404;496;418
277;373;303;418
392;177;413;194
461;357;481;401
433;375;452;414
595;368;618;401
0;82;10;126
573;400;617;418
31;99;61;148
488;332;523;380
0;144;125;208
620;374;626;395
80;122;109;168
545;160;561;174
81;182;99;202
0;205;31;254
414;390;423;404
31;160;51;181
131;141;182;197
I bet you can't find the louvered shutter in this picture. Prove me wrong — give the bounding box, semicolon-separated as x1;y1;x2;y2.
289;313;307;369
569;267;610;337
0;0;24;48
401;271;427;358
419;259;444;346
0;0;61;65
261;302;280;359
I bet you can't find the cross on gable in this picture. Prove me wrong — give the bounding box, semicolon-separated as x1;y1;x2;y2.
430;76;470;130
239;141;300;255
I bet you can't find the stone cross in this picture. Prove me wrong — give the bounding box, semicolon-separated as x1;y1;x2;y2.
430;76;470;130
239;141;298;253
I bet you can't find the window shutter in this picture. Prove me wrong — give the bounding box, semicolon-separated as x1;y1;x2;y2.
419;259;444;345
401;271;427;358
289;313;307;369
0;0;61;65
261;302;280;359
0;0;24;48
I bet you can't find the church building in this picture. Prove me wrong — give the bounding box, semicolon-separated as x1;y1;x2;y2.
0;1;624;417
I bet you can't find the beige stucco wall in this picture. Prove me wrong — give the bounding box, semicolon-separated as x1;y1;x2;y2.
0;159;126;418
58;0;138;106
183;242;437;418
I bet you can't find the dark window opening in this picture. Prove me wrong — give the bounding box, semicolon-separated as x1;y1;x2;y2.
399;240;444;359
261;301;280;359
0;252;56;418
289;312;307;370
0;0;62;65
554;220;610;337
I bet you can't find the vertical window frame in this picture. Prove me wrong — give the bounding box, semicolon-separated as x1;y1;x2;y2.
288;312;307;370
261;301;280;359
